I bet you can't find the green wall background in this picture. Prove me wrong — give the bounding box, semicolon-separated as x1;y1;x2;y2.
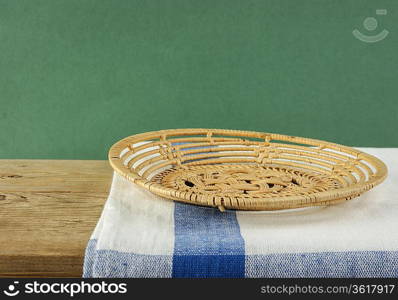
1;0;397;159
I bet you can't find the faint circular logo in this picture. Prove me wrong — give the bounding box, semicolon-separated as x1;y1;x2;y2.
353;9;389;43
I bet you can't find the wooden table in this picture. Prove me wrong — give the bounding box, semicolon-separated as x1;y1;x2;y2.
0;160;113;277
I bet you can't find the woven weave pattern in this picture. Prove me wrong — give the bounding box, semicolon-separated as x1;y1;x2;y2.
109;129;387;210
157;165;339;197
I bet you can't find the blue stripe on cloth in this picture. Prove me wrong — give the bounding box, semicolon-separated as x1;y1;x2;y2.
83;239;173;278
84;240;398;277
83;239;97;277
245;251;398;278
172;202;245;278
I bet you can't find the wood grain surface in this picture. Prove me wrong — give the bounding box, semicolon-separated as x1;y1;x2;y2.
0;160;113;277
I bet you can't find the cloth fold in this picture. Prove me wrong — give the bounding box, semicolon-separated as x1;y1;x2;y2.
83;148;398;278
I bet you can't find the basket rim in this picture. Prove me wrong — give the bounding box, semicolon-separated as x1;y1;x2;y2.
108;128;388;211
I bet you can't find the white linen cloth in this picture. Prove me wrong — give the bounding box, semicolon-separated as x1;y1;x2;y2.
83;148;398;278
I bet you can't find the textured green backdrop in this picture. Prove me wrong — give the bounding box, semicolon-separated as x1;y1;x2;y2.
1;0;397;159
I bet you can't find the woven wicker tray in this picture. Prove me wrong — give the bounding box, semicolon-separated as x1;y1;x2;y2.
109;129;387;211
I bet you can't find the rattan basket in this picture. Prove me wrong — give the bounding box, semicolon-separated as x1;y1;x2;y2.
109;129;387;211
